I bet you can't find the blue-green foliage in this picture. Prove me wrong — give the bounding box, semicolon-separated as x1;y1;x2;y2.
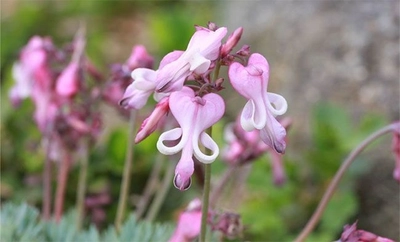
0;202;174;242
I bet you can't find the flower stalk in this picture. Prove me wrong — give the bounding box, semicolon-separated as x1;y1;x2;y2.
294;123;396;242
199;126;213;242
42;128;53;220
76;139;89;230
145;157;175;222
115;110;137;232
54;149;72;222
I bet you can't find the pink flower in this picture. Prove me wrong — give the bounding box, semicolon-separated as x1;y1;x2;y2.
56;62;80;97
155;27;227;93
119;51;183;110
135;97;170;143
228;53;288;153
157;87;225;190
337;221;395;242
119;68;157;109
169;199;202;242
9;36;52;106
32;90;58;132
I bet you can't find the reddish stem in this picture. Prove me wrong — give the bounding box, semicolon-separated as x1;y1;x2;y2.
54;151;72;222
42;152;52;220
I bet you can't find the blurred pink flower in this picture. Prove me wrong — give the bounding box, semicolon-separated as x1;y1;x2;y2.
9;36;53;106
126;45;154;70
169;199;202;242
56;62;80;97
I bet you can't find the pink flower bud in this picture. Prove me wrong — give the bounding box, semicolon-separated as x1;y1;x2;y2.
56;62;80;97
135;97;170;143
221;27;243;58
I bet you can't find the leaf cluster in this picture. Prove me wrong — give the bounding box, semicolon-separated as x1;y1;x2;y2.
0;202;174;242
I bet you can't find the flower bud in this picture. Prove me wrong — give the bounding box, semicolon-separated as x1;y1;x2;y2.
221;27;243;58
135;97;170;143
56;62;80;97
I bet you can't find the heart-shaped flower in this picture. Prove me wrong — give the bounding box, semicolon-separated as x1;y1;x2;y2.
157;87;225;190
228;53;288;153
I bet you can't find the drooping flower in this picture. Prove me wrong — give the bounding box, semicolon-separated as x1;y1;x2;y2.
228;53;288;153
337;221;395;242
155;27;227;93
157;87;225;190
125;45;154;70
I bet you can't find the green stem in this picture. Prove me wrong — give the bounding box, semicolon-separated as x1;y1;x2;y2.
76;139;89;231
294;123;396;242
199;163;211;242
136;152;164;219
213;61;221;82
199;127;213;242
145;157;175;222
115;110;137;232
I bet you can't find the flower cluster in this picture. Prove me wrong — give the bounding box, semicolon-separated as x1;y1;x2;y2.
118;22;289;191
9;30;101;159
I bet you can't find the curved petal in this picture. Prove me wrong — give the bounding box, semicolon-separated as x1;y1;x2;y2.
266;92;288;116
229;63;265;100
193;92;225;132
187;27;227;60
174;144;194;191
131;68;157;91
155;60;190;93
119;85;152;109
259;115;287;154
157;128;187;155
193;132;219;164
159;50;184;69
240;99;267;131
188;52;211;74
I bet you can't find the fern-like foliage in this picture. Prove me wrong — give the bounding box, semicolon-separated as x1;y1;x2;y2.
0;202;174;242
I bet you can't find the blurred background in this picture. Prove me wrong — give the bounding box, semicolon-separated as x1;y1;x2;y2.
1;0;399;241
